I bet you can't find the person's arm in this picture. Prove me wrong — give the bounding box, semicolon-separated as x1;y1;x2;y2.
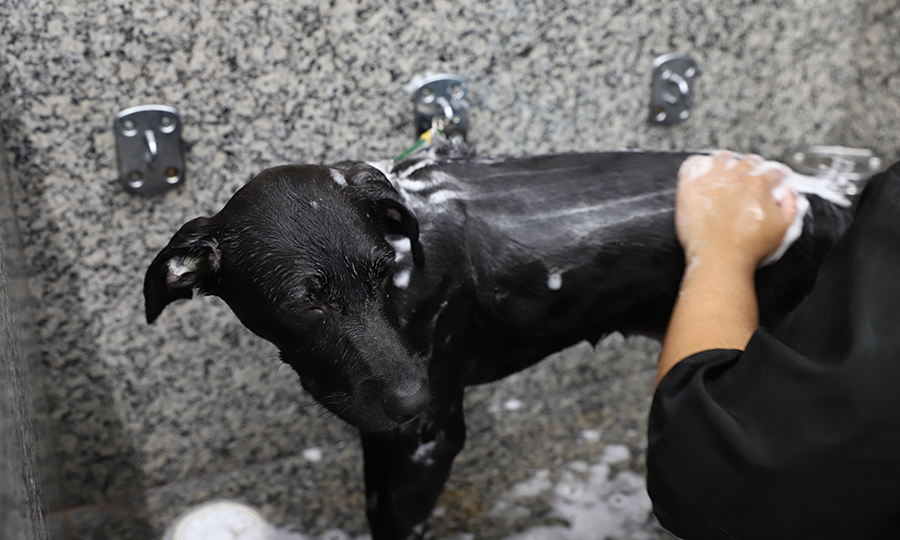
649;162;900;540
656;152;797;387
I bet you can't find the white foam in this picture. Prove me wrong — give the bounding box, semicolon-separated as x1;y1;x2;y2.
600;444;631;464
389;237;412;258
163;501;318;540
329;168;347;187
547;269;563;291
781;170;852;207
509;190;675;223
760;184;811;266
167;256;200;277
510;469;552;497
392;269;411;289
500;458;655;540
397;157;436;180
411;441;437;466
427;189;463;205
396;170;455;192
302;447;323;462
504;398;523;411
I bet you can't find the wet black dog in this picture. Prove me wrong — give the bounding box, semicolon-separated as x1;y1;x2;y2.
145;141;852;539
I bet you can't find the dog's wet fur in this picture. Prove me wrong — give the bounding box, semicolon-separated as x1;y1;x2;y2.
145;163;432;431
145;141;852;539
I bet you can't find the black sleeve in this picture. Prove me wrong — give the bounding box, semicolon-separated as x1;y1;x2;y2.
646;163;900;540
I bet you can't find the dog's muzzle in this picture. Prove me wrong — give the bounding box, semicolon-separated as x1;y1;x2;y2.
379;380;431;424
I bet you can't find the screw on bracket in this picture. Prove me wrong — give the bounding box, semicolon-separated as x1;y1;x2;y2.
409;74;469;140
649;54;698;126
115;105;186;194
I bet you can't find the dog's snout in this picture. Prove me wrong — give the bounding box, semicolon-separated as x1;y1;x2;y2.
380;382;431;424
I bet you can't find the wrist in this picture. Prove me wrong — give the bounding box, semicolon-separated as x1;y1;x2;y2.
684;246;759;277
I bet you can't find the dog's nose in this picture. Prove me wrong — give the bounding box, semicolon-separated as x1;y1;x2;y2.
381;382;431;424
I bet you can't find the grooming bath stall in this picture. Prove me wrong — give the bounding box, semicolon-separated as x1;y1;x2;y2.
1;1;898;538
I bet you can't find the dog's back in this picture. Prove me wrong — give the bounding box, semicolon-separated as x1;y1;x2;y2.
378;148;852;384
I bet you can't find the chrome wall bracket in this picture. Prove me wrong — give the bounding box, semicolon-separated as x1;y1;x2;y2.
649;53;698;126
786;146;883;197
115;105;185;194
408;74;469;140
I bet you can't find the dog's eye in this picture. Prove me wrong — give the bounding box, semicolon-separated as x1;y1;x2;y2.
303;292;327;317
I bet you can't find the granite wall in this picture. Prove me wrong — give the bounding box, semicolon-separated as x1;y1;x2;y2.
0;0;898;538
0;127;55;538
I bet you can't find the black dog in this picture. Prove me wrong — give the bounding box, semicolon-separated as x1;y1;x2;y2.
145;140;852;539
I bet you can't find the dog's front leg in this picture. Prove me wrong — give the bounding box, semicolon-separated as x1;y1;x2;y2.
360;392;466;540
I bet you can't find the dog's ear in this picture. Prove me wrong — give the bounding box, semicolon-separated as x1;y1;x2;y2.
144;217;221;323
340;163;425;268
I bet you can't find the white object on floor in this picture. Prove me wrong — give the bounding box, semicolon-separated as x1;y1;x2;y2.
164;501;307;540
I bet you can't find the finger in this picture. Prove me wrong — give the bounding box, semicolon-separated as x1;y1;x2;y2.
678;155;713;183
779;188;798;222
747;175;775;199
733;154;764;174
711;150;732;165
760;167;788;189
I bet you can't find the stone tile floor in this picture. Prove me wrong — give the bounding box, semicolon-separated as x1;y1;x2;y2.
49;333;675;540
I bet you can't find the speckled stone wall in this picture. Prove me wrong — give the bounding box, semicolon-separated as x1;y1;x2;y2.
0;129;53;539
0;0;898;538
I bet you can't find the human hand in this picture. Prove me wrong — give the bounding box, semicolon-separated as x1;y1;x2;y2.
675;152;798;272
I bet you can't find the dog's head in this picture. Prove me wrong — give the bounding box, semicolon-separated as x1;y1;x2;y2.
144;163;430;431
